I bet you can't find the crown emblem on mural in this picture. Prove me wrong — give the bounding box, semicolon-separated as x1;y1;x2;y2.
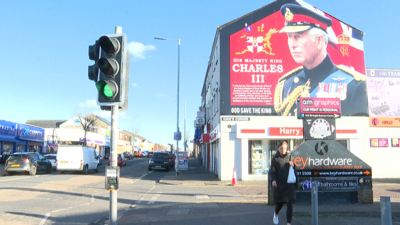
285;8;293;21
337;32;351;44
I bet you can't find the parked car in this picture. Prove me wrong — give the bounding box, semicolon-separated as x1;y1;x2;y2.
148;152;172;171
108;154;127;166
133;150;142;158
123;152;133;160
147;151;153;158
142;151;148;158
56;145;100;174
5;152;52;176
44;153;57;170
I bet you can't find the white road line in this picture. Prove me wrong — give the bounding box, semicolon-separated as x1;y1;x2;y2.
139;171;152;180
0;176;38;182
91;194;94;203
39;213;51;225
148;193;161;204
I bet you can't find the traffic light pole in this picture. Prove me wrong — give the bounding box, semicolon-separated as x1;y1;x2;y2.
110;105;118;225
109;26;122;225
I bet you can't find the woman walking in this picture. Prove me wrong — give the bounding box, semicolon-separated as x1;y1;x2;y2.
269;140;296;225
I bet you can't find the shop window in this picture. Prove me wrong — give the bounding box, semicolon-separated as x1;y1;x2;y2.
3;143;14;154
293;139;305;151
17;145;25;152
249;140;268;175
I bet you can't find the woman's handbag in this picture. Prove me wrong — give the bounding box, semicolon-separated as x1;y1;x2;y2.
287;166;296;183
287;155;296;183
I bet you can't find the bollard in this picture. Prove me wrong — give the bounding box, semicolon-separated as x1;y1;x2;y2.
312;182;318;225
380;196;392;225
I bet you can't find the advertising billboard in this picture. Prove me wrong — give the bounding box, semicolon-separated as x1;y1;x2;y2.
291;140;372;176
367;69;400;127
223;0;368;116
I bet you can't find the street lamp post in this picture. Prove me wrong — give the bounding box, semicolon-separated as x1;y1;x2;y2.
155;37;180;176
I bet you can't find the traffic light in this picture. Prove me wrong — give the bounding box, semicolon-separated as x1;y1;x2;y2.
88;34;129;110
88;41;99;82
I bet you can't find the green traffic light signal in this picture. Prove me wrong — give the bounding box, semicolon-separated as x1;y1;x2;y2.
89;33;128;110
96;80;118;99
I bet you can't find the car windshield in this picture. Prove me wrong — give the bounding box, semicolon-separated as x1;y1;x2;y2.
153;153;169;159
45;155;56;159
9;154;28;160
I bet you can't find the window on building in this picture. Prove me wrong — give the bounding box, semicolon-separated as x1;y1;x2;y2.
3;143;14;154
211;99;214;117
215;90;219;112
248;140;268;175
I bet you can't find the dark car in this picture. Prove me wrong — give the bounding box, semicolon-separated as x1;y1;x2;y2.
148;152;172;171
123;152;133;160
147;151;153;158
5;152;52;176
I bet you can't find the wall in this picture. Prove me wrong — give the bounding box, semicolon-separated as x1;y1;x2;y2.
217;116;400;180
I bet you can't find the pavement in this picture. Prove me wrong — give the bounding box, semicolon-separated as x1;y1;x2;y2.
2;159;400;224
111;159;400;225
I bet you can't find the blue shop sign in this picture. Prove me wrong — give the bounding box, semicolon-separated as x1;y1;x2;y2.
0;120;17;137
17;124;45;141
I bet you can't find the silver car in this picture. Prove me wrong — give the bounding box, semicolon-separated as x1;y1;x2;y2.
44;154;57;170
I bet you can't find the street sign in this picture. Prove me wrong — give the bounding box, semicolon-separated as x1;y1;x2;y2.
298;97;341;119
303;118;336;140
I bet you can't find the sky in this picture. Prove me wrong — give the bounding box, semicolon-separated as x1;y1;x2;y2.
1;0;399;150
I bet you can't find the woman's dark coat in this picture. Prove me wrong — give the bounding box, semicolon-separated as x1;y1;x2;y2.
269;151;296;203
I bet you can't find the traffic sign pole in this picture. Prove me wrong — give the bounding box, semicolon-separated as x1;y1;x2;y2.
109;26;122;225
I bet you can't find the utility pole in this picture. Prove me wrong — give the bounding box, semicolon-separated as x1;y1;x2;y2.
184;101;186;152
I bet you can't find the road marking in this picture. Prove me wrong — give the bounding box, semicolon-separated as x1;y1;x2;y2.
148;192;161;204
39;213;51;225
91;194;94;203
139;171;152;180
0;175;42;182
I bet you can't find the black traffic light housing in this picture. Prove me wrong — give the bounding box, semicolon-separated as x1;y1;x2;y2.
88;34;129;111
88;40;100;82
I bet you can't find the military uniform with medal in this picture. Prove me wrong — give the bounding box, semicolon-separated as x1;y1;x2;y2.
274;4;368;117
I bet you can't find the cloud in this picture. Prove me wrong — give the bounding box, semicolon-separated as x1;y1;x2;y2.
78;100;98;109
127;41;156;60
131;83;137;87
156;94;166;98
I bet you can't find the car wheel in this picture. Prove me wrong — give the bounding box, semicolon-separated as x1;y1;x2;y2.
29;165;37;176
83;165;88;174
95;164;100;173
60;171;65;174
166;167;171;172
5;171;12;176
148;167;152;171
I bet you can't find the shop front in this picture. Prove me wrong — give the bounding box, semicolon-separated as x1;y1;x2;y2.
0;120;18;163
209;125;220;176
217;116;362;181
17;124;45;153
